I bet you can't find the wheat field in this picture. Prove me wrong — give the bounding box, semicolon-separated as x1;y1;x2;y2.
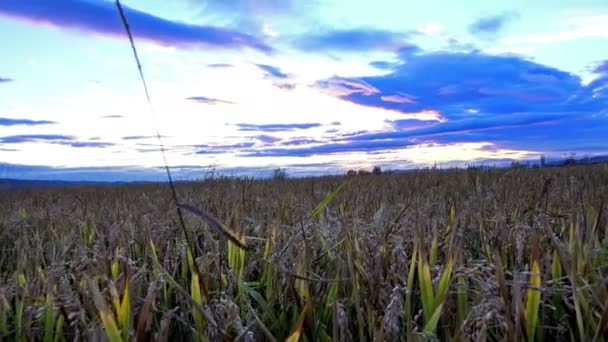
1;164;607;341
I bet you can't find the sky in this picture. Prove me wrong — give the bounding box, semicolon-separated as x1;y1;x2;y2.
0;0;607;181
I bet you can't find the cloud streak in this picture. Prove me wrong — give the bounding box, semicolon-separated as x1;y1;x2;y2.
294;28;411;52
0;134;74;143
186;96;234;105
0;77;14;83
469;12;517;36
241;139;414;157
0;134;114;148
0;117;57;126
233;122;322;132
256;64;288;79
0;0;272;52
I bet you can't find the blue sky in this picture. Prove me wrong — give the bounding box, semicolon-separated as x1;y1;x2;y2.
0;0;607;181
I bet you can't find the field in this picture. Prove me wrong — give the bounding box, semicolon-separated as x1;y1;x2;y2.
1;164;607;341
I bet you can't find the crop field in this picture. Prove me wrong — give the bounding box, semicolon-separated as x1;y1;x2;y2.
0;164;607;341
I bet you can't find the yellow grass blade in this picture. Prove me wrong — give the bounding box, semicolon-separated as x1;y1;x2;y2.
525;259;541;341
111;258;119;281
435;257;454;308
423;303;444;333
286;302;309;342
117;278;130;341
191;272;207;342
418;249;435;321
88;279;123;342
405;242;418;337
310;182;347;219
178;203;248;250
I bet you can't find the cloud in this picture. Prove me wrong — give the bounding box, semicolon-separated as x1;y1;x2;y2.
208;63;233;68
195;0;299;16
241;139;415;157
0;0;272;52
322;51;602;117
369;61;400;70
0;134;74;143
416;22;443;35
501;15;608;45
122;135;165;140
0;134;114;148
195;142;255;154
233;122;322;132
316;76;380;97
64;141;114;148
593;60;608;75
254;134;281;143
311;49;608;156
0;117;57;126
186;96;234;105
0;77;14;83
381;94;415;104
469;12;517;36
279;138;323;146
256;64;288;79
293;28;411;52
102;114;124;119
190;0;317;38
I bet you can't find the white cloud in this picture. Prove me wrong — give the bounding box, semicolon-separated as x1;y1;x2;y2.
417;22;443;35
502;15;608;45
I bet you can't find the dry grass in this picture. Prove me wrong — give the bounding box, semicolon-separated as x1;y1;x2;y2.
0;163;607;341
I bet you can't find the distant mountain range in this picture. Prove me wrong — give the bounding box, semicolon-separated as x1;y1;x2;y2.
0;178;115;190
1;155;607;190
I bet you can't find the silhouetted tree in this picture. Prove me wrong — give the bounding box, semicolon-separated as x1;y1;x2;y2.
272;168;287;179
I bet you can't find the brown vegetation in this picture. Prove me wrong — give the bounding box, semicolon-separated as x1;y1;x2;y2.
0;163;607;341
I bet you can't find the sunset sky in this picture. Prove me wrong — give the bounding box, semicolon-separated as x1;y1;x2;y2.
0;0;607;181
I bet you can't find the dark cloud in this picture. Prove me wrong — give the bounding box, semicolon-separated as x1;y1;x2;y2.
0;134;74;143
64;141;114;148
256;64;288;79
293;28;411;52
254;134;281;143
194;142;256;154
102;114;124;119
186;96;234;104
0;77;14;83
469;12;517;36
207;63;233;68
369;61;400;70
593;60;608;75
0;134;114;148
319;50;605;118
122;135;166;140
241;138;414;157
300;50;608;157
280;138;323;146
346;112;569;142
0;0;272;52
0;117;57;126
234;122;322;132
